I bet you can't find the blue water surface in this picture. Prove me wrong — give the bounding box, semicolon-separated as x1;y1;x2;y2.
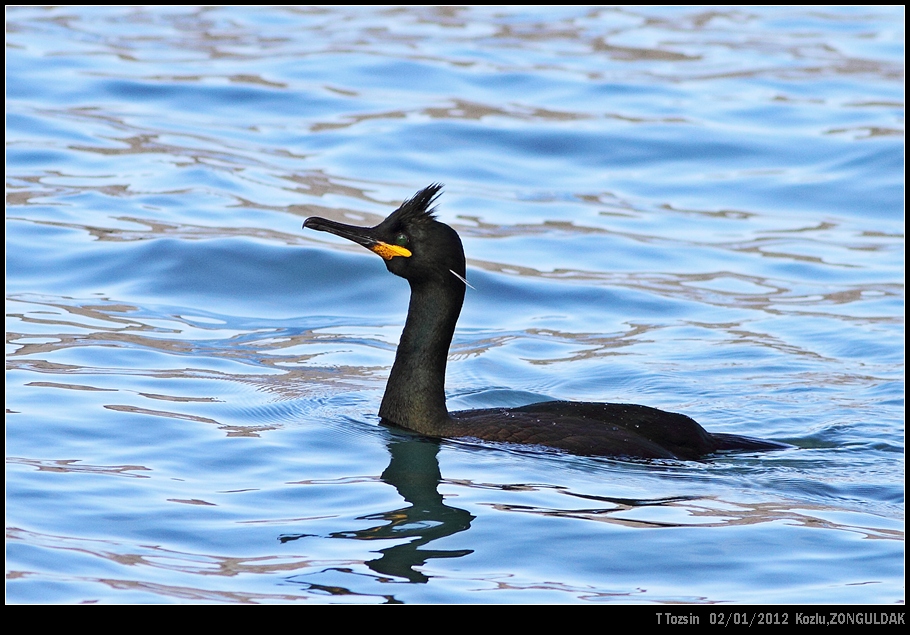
6;6;904;604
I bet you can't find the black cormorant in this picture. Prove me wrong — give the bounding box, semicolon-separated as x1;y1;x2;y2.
303;184;789;460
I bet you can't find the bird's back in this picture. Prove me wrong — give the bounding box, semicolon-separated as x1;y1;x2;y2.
449;401;778;460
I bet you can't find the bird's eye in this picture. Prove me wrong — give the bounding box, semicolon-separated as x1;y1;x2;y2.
394;233;409;247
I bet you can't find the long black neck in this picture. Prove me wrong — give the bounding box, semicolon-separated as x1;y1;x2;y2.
379;276;465;435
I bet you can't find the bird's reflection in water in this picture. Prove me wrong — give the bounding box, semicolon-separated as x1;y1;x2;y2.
359;433;474;582
282;432;473;585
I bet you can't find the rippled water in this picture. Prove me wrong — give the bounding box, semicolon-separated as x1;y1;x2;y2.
6;6;904;604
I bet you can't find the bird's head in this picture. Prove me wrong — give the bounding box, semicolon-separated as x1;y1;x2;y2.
303;184;467;288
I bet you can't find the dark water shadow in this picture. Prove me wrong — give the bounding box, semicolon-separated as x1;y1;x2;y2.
281;431;474;585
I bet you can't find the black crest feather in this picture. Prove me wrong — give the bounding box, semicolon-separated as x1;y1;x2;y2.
391;183;443;225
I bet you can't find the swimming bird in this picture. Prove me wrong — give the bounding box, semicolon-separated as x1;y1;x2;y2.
303;184;788;460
